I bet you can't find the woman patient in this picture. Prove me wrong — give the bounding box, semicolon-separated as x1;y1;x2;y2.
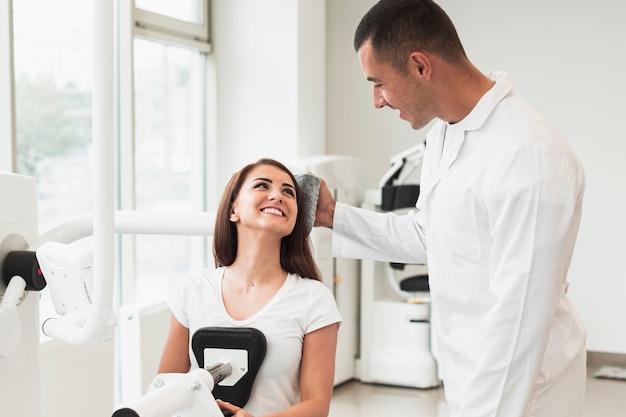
158;158;341;417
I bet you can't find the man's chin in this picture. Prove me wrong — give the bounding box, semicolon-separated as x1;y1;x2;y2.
409;120;427;130
408;117;436;131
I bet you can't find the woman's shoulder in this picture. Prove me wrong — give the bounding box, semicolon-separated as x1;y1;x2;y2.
289;272;323;284
285;274;342;329
287;273;333;296
178;266;225;290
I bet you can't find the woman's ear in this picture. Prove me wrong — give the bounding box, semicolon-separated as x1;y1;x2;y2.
229;207;239;222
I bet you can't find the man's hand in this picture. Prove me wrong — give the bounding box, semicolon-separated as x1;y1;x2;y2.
314;178;336;229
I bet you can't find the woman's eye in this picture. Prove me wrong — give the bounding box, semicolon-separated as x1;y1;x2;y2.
254;182;269;189
283;189;295;197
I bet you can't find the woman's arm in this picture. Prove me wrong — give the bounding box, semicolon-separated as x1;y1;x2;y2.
293;322;339;417
157;313;191;374
218;322;339;417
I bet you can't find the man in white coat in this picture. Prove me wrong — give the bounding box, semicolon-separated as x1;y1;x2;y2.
314;1;586;416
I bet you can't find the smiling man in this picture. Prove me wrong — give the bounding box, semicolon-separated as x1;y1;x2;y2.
314;1;587;417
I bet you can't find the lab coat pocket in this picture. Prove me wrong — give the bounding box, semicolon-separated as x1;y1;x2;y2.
437;184;481;261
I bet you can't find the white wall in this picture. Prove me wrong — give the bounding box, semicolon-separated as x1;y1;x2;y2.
326;0;626;353
211;0;327;190
326;0;419;188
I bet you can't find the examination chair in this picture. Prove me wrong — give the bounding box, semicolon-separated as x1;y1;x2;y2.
112;327;266;417
384;184;430;300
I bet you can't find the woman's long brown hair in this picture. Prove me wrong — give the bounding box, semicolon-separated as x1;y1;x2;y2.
212;158;322;281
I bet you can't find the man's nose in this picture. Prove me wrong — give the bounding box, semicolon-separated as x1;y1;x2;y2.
373;89;387;109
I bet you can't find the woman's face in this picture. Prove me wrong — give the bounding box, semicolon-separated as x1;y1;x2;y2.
229;164;298;238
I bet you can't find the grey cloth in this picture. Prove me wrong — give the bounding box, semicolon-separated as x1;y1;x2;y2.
294;173;320;234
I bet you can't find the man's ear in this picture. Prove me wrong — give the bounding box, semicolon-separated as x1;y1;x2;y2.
408;52;432;79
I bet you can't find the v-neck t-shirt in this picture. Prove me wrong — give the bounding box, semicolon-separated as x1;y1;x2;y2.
167;266;342;415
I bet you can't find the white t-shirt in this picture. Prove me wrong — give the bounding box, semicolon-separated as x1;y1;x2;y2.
167;266;342;415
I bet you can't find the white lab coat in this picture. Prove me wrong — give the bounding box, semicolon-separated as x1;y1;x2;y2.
332;72;586;417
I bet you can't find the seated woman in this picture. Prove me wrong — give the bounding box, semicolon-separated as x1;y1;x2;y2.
158;158;341;417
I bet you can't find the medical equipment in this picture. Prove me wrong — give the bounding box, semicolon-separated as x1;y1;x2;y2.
0;172;42;416
0;275;25;356
2;208;219;356
113;368;225;417
113;327;267;417
1;234;118;352
0;249;45;356
0;171;217;415
377;142;425;189
36;242;118;341
0;172;232;417
296;155;368;385
3;3;234;415
359;141;440;389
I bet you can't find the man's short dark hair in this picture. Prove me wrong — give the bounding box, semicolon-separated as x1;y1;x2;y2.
354;0;467;73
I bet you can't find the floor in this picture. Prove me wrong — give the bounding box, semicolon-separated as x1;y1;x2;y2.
328;364;626;417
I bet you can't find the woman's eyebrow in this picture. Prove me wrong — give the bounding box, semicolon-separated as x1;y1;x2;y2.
252;177;295;190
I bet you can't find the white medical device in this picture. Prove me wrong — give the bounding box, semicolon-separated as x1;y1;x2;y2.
359;141;440;389
377;141;425;190
113;327;267;417
114;368;226;417
36;241;118;341
0;168;230;417
0;249;46;356
0;173;42;416
0;274;27;356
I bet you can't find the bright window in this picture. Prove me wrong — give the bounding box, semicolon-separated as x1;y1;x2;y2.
132;38;208;302
11;0;213;313
13;0;94;233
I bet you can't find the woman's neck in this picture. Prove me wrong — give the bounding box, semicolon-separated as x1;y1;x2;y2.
228;235;285;287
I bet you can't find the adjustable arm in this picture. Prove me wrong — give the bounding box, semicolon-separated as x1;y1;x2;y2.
113;362;233;417
112;368;224;417
30;211;216;346
0;250;47;357
0;276;27;356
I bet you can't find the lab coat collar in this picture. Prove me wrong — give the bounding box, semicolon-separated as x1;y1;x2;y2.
437;70;514;163
418;72;514;207
451;71;514;132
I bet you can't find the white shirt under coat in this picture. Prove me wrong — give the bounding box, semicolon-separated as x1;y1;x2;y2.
332;72;586;417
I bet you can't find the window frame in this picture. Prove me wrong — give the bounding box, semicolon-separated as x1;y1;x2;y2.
133;3;212;53
117;0;216;303
0;0;16;172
